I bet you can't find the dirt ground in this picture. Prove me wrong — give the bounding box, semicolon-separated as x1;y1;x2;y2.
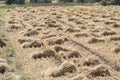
1;5;120;80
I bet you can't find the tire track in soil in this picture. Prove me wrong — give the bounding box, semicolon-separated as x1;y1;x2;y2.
55;18;120;72
69;39;120;72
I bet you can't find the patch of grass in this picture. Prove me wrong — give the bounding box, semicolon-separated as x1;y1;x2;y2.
112;12;116;17
101;10;107;14
9;57;22;72
0;5;28;80
0;7;7;29
6;45;26;79
6;45;21;72
20;75;29;80
0;8;7;17
6;45;14;53
0;31;6;38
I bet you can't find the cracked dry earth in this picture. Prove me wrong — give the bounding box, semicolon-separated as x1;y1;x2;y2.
5;6;120;80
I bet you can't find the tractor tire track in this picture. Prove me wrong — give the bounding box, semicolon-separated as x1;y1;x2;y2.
55;18;120;72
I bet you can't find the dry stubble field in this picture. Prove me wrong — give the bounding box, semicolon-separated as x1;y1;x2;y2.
0;5;120;80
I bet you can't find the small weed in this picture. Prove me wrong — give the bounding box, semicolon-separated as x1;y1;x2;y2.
20;75;29;80
0;8;6;17
6;45;22;72
8;57;22;72
112;12;116;17
0;7;6;31
6;45;14;53
101;10;107;14
0;31;6;38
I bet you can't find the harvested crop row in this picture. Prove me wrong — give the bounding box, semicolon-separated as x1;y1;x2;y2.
6;6;120;80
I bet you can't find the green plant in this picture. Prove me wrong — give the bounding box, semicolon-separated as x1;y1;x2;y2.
6;45;14;53
0;32;6;38
8;57;22;72
112;12;116;17
0;8;6;17
20;75;28;80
